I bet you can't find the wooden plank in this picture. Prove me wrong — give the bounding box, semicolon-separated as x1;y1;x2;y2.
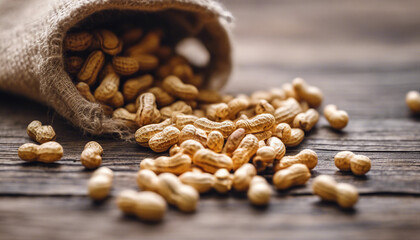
0;196;419;240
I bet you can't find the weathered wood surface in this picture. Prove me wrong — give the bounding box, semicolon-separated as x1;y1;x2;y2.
1;0;420;239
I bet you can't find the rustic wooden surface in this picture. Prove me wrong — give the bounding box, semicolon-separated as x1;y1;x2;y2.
1;0;420;239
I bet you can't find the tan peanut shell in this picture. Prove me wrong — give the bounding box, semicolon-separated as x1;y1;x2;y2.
227;97;250;119
64;31;93;51
231;134;259;170
158;173;199;212
274;149;318;171
179;140;205;158
134;119;172;147
283;128;305;147
88;167;113;201
193;149;233;173
112;56;139;76
252;146;276;172
324;104;349;130
172;114;198;130
273;98;302;124
76;82;96;102
162;75;198;100
148;87;175;107
213;168;233;194
93;29;122;55
206;103;230;121
121;27;143;45
272;123;292;142
292;78;323;108
253;130;272;141
65;56;84;74
235;113;275;134
292;108;319;131
19;141;63;163
125;31;161;56
222;128;246;156
107;91;124;108
255;99;275;115
247;176;271;206
116;190;166;222
27;120;56;144
179;124;208;147
273;164;311;190
136;169;161;192
266;137;286;160
94;73;120;102
77;50;105;86
80;141;103;169
179;170;215;193
334;151;371;175
233;163;257;191
194;118;236;138
312;175;358;208
133;54;159;71
197;89;222;103
206;131;224;153
135;93;161;127
406;91;420;113
112;108;136;122
140;153;191;175
148;126;180;152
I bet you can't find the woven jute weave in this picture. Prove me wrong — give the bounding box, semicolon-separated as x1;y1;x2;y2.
0;0;233;138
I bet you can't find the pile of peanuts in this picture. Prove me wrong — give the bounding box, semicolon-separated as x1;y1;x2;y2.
26;25;420;223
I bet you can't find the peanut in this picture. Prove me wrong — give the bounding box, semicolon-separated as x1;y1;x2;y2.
179;140;205;158
148;87;175;107
121;27;143;45
222;128;246;156
133;54;159;71
273;164;311;190
197;89;222;103
255;99;275;115
148;126;180;152
292;78;323;108
116;190;166;222
125;103;137;113
179;124;208;147
112;108;136;122
334;151;371;176
92;29;122;55
65;56;84;74
136;169;161;192
80;141;103;169
18;141;63;163
193;149;233;173
312;175;358;208
231;134;259;170
235;113;275;134
406;90;420;113
179;169;215;193
266;136;286;160
169;144;181;156
253;130;272;141
77;50;105;86
252;146;276;172
292;108;319;131
160;101;193;119
206;131;224;153
27;120;56;144
272;123;291;142
63;31;93;51
282;83;300;101
194;118;236;138
274;149;318;171
88;167;113;200
172;64;195;86
125;30;161;56
247;176;271;206
76;82;96;102
172;113;198;130
158;173;199;212
94;73;120;102
227;97;250;119
134;119;171;147
121;76;153;103
323;104;349;130
273;98;302;124
206;103;230;121
112;56;139;75
162;76;198;100
140;152;191;175
213;168;233;194
232;163;257;191
270;88;287;101
283;128;305;147
107;91;124;108
135;93;161;126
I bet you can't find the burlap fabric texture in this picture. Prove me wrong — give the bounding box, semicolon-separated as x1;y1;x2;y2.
0;0;233;138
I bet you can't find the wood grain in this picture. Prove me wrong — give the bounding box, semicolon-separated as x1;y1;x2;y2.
1;0;420;239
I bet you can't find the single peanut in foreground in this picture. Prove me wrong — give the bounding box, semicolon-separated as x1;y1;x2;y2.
334;151;371;175
158;173;199;212
193;149;233;174
406;90;420;113
27;120;56;144
323;104;349;130
233;163;257;191
80;141;103;169
116;189;166;222
179;169;215;193
136;169;161;192
312;175;358;208
235;113;275;134
273;164;311;190
140;152;191;175
231;134;259;170
292;108;319;131
213;168;233;194
18;141;63;163
292;78;323;108
274;149;318;171
247;176;271;206
283;128;305;147
88;167;113;201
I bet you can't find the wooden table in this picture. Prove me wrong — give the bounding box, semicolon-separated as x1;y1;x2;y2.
1;0;420;239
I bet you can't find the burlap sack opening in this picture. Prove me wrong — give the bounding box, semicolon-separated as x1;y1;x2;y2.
0;0;233;139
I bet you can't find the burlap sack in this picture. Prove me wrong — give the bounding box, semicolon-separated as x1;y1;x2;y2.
0;0;233;138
